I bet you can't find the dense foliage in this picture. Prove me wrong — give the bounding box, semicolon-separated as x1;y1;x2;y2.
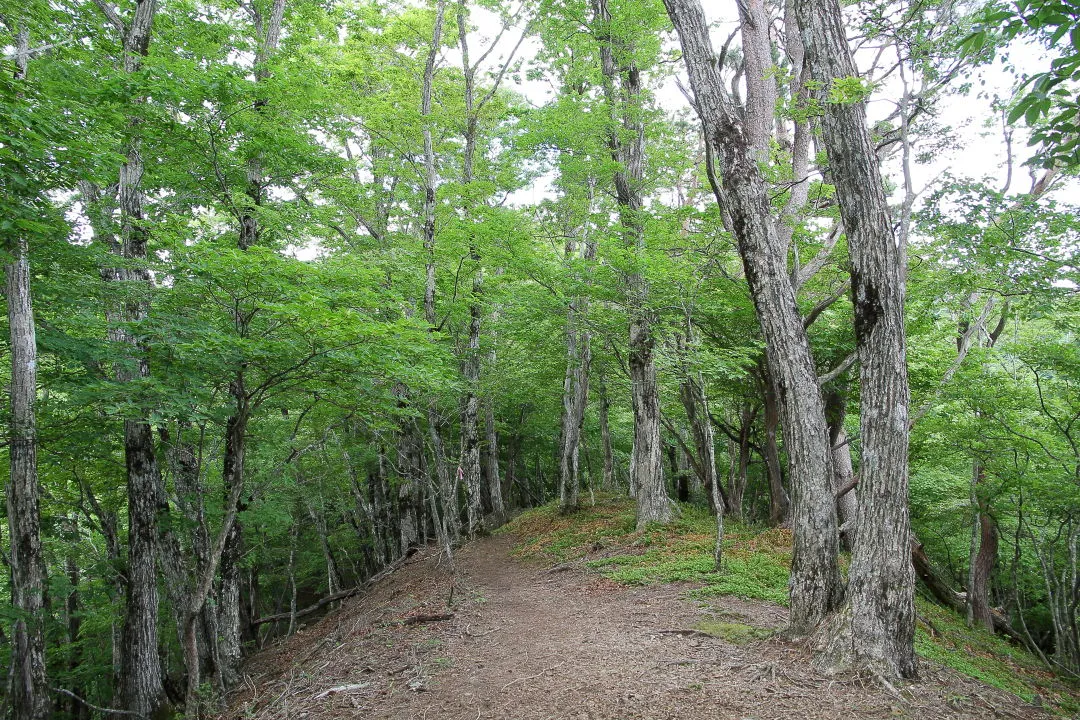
0;0;1077;716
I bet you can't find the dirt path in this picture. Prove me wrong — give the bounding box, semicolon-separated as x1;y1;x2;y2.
229;534;1052;720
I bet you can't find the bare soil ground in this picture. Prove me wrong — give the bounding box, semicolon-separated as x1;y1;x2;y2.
225;534;1057;720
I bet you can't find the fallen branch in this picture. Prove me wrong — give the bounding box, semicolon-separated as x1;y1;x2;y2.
397;612;454;626
252;547;417;628
52;688;139;716
313;683;370;700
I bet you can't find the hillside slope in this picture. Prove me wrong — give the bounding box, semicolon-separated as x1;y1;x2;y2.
221;498;1078;719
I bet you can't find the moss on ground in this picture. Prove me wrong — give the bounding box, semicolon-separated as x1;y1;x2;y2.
694;620;772;645
503;495;1079;715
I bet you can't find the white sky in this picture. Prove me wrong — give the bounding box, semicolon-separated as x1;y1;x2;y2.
465;3;1071;212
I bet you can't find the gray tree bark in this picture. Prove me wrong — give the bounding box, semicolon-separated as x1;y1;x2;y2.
484;396;505;521
457;3;484;534
558;237;592;514
597;375;615;490
824;387;857;545
421;0;447;327
676;328;725;569
4;27;51;720
761;369;793;525
796;0;916;677
592;0;671;529
217;3;287;689
966;462;997;631
92;0;172;712
663;0;842;633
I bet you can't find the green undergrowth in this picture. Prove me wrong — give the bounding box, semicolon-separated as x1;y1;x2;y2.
916;599;1079;715
503;494;792;606
503;495;1080;714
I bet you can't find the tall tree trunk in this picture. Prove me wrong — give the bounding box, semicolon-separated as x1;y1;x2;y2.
397;415;423;553
164;424;217;682
761;369;792;525
421;0;447;327
99;0;169;712
558;244;591;513
967;461;998;630
966;306;1007;631
216;390;248;690
796;0;916;677
426;406;458;543
484;398;505;521
663;0;842;634
597;375;615;490
591;0;671;529
676;325;726;567
216;4;288;691
457;2;484;538
728;403;755;521
5;81;50;716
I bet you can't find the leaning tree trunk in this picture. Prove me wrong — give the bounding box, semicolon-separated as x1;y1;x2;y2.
6;179;51;720
824;387;857;545
796;0;916;677
663;0;842;634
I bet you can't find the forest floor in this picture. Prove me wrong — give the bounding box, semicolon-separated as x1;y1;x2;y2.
223;514;1075;720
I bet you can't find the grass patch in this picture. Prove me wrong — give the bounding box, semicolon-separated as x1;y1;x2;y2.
505;494;1080;714
916;598;1079;715
695;620;772;645
505;495;791;605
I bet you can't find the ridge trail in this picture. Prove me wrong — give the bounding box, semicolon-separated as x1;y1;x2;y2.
226;534;1051;720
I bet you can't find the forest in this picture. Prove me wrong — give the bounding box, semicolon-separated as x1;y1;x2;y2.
1;0;1078;716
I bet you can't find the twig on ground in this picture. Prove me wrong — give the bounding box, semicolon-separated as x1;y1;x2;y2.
653;629;713;640
501;661;568;690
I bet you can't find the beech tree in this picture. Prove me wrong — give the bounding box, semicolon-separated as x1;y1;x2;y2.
663;0;843;633
1;0;1078;711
